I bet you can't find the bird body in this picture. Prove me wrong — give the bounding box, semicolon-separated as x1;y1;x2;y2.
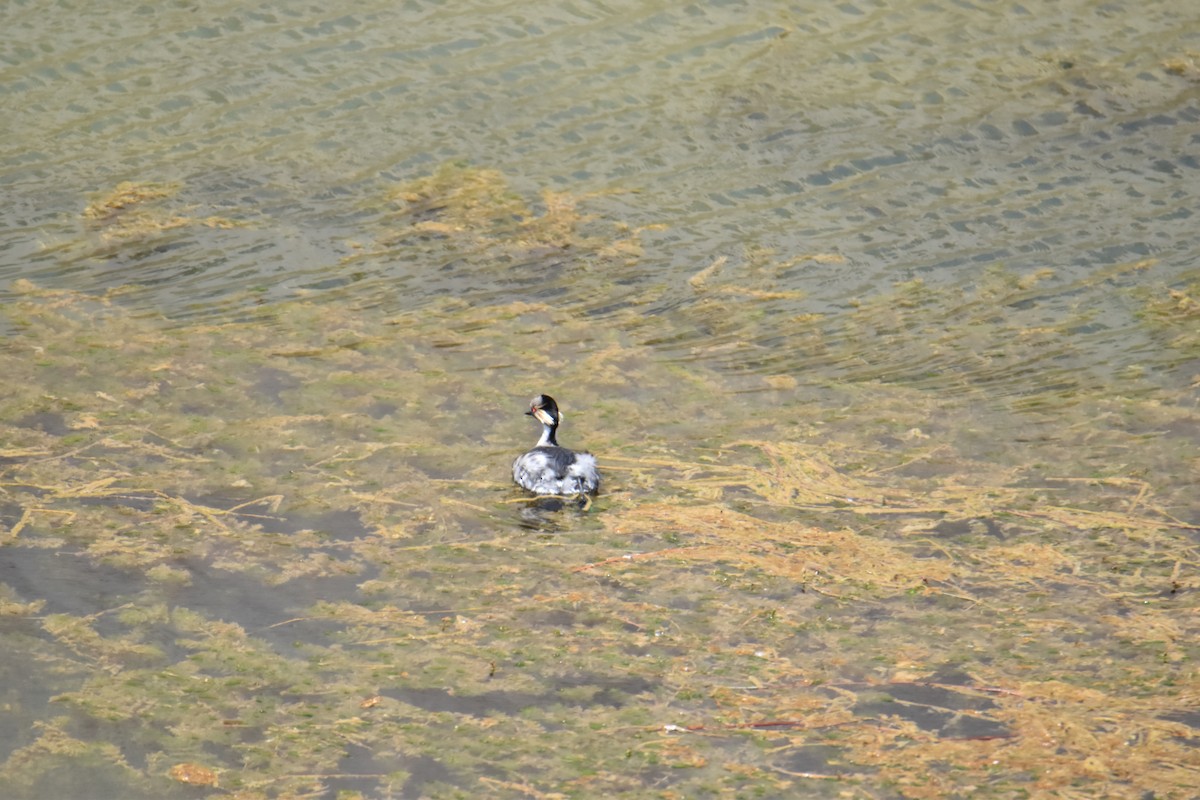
512;394;600;496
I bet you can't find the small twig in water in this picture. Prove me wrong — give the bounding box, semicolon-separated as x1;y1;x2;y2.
571;546;707;573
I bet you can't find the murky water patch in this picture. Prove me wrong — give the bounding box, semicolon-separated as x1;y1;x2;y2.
3;1;1198;323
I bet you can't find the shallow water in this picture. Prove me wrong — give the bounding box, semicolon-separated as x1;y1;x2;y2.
1;1;1199;798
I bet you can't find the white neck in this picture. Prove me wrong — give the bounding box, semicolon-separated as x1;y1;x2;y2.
537;423;558;447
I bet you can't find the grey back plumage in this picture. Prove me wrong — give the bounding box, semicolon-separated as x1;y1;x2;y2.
513;445;600;496
512;394;600;496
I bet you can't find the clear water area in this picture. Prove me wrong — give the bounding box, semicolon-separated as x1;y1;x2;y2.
0;1;1198;798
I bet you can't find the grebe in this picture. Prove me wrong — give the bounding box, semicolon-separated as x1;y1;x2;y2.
512;394;600;496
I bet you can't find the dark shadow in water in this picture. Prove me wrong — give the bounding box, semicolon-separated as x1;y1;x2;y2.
850;680;1010;740
1;492;375;653
164;557;375;651
776;744;875;778
0;544;374;661
514;495;595;532
185;493;373;540
385;673;654;718
0;550;152;771
14;411;70;437
1161;709;1200;733
253;366;303;405
335;743;457;800
929;517;1008;540
0;625;85;768
19;760;164;800
0;497;36;525
76;494;158;512
0;548;143;617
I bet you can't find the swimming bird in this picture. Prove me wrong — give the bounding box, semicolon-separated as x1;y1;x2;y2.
512;394;600;496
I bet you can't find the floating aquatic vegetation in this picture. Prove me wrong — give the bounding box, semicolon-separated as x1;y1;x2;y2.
1162;52;1200;81
1;211;1197;798
82;181;240;242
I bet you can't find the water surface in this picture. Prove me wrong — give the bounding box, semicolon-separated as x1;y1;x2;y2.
1;1;1198;797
